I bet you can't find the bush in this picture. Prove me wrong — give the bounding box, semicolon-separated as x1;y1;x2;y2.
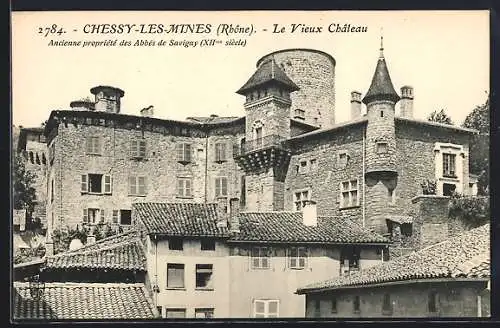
448;194;490;228
421;179;437;195
51;223;118;254
14;244;46;264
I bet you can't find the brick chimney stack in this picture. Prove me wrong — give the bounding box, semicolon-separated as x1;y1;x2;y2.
229;197;240;233
399;86;414;118
302;200;318;227
350;91;362;120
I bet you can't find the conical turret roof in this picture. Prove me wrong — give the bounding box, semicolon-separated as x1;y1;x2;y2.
362;39;400;105
236;59;299;95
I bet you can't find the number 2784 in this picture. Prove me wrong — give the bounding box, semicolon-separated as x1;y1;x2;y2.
38;24;65;37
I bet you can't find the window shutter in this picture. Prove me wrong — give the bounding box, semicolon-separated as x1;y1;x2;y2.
129;176;137;195
81;175;88;193
215;178;221;197
86;138;92;154
138;176;146;195
176;144;183;161
185;144;192;162
100;209;105;223
185;179;192;197
130;140;137;157
96;137;102;154
177;179;184;196
83;208;88;223
112;210;119;224
222;178;228;196
103;174;112;194
139;140;146;158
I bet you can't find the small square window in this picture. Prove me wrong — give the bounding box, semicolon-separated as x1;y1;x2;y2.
195;308;214;319
201;239;216;251
169;237;183;251
166;308;186;318
377;142;388;154
196;264;213;289
166;264;185;289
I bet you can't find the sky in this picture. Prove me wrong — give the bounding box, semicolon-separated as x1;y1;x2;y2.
11;10;489;128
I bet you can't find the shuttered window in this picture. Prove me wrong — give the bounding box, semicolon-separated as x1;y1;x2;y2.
129;176;147;196
215;143;227;162
177;178;192;197
215;177;228;197
130;139;147;158
251;247;271;270
81;174;112;194
167;263;185;288
86;136;101;155
176;143;192;163
253;300;279;318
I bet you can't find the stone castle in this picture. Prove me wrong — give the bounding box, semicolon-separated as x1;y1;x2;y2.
19;44;477;240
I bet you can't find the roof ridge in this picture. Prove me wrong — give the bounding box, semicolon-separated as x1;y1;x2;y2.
14;281;147;288
51;238;141;257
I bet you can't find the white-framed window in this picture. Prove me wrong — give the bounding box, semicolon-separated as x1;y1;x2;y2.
81;174;112;194
176;143;192;163
166;263;185;289
288;247;308;269
130;139;146;159
195;308;214;319
215;177;228;197
177;177;193;197
195;264;214;290
442;153;457;178
165;308;186;318
215;143;227;162
112;209;132;225
340;179;359;208
253;299;279;318
129;176;147;196
85;136;102;155
294;189;311;211
251;247;271;269
83;208;104;224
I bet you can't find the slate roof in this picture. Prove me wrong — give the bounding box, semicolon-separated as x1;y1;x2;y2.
230;212;389;244
12;282;158;319
44;230;146;271
133;202;229;237
362;48;400;105
236;59;300;95
297;224;490;294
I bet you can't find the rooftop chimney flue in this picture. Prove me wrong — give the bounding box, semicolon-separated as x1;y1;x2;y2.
140;105;154;117
350;91;362;120
399;86;414;118
90;85;125;114
302;200;318;227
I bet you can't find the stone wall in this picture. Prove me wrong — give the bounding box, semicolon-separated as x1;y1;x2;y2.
258;49;336;128
305;280;489;318
47;118;244;230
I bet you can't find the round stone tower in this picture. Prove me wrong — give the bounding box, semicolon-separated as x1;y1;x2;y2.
256;49;336;128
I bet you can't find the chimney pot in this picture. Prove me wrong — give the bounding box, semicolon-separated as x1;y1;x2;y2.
350;91;362;120
302;200;318;227
140;105;154;117
87;233;96;244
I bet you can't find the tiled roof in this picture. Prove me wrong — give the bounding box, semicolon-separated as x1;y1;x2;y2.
384;215;414;224
362;52;400;105
236;59;300;95
134;202;229;237
297;224;490;293
230;212;389;244
185;116;241;124
395;117;478;134
13;282;158;319
44;230;146;271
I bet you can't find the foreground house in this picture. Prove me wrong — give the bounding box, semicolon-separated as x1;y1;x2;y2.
133;199;390;318
296;223;490;318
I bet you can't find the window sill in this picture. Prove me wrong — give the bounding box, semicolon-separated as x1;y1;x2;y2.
214;160;227;164
86;153;102;156
339;205;361;211
195;288;214;291
166;287;186;291
176;196;194;199
382;311;393;316
251;267;271;270
177;160;192;165
128;194;147;197
130;157;148;161
289;267;306;270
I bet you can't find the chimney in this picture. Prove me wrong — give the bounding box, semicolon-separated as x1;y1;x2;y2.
302;200;318;227
90;85;125;114
87;233;96;245
45;230;54;257
350;91;362;120
229;197;240;233
216;197;229;228
140;105;154;117
399;86;414;118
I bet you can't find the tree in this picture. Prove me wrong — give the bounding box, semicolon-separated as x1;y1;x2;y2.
427;109;453;125
462;95;490;195
13;152;37;215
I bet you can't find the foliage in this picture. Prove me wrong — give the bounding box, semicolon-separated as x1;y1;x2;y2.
13;152;37;214
427;109;453;125
14;244;46;265
421;179;437;195
448;194;490;228
51;223;118;254
462;96;490;195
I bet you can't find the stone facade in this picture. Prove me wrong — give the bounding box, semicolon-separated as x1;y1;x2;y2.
304;280;489;318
